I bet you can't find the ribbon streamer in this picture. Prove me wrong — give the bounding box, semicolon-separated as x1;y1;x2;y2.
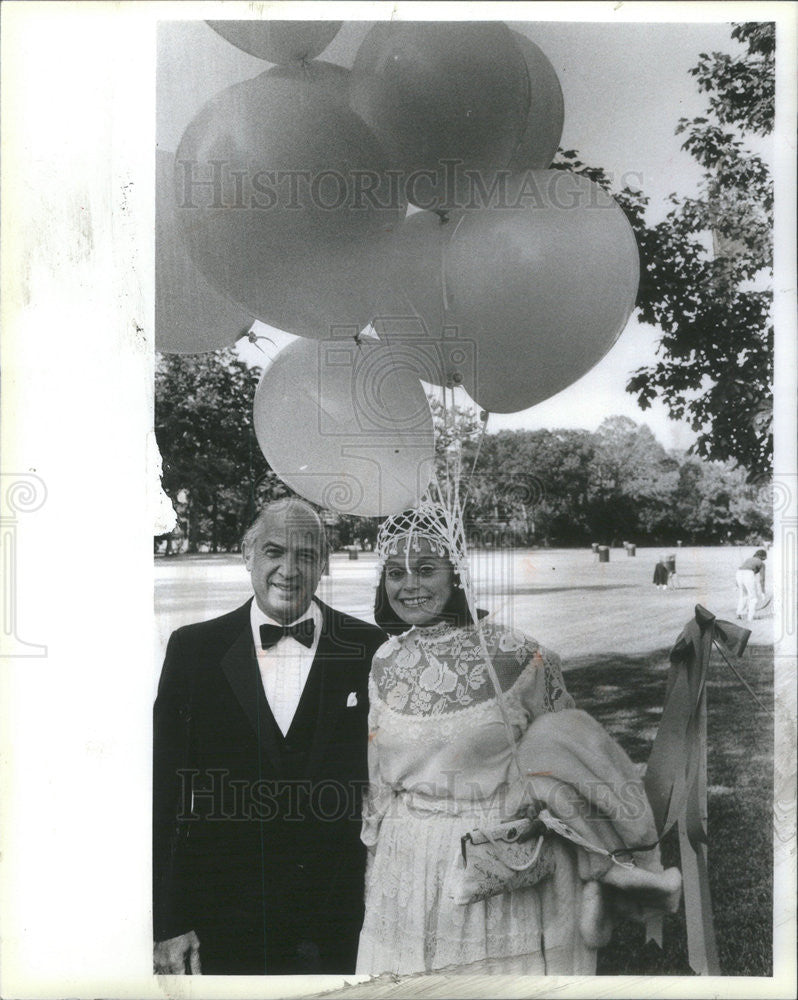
644;604;751;975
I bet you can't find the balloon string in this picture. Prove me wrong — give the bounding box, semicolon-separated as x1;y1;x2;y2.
452;385;462;513
506;50;534;169
363;212;418;344
374;281;453;511
711;638;774;717
438;214;460;511
439;216;450;322
437;479;522;782
440;212;466;317
452;387;462;513
374;282;425;424
441;383;452;510
461;410;489;510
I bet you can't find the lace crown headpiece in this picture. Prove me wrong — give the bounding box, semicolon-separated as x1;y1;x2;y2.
376;498;469;581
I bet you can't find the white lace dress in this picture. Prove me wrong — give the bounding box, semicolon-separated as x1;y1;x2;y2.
356;619;598;976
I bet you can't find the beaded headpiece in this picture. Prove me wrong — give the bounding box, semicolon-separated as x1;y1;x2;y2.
375;497;470;582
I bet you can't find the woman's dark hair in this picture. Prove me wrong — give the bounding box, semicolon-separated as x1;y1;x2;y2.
374;566;486;635
754;548;767;559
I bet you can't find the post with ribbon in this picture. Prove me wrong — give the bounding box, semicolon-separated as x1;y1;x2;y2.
644;604;755;975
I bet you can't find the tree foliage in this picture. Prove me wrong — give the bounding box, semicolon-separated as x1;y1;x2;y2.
468;419;769;547
155;350;288;552
427;401;769;547
466;426;595;544
587;417;680;540
628;22;774;478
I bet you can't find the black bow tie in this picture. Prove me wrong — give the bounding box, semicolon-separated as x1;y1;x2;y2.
259;619;315;650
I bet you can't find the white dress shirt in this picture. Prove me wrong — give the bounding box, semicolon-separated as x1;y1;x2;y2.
249;600;323;737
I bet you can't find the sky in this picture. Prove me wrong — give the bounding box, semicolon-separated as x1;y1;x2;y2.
158;18;764;453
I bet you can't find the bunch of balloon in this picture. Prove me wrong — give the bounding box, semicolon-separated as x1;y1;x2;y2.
252;338;436;517
166;21;639;518
173;56;405;341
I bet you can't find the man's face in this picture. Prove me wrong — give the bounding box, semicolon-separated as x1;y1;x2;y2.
243;506;326;623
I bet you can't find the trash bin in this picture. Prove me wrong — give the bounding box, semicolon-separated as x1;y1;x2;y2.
348;546;359;561
591;542;599;554
598;546;610;563
627;544;636;557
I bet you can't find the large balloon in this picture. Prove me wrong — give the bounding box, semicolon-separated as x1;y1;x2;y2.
253;338;435;516
445;171;640;413
155;149;250;353
175;69;405;340
207;21;342;64
506;32;564;172
350;23;530;208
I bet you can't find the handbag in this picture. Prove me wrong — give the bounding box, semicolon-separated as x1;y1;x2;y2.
449;625;556;906
449;814;555;905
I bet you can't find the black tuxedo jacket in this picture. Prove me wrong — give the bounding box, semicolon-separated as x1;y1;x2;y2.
153;598;386;975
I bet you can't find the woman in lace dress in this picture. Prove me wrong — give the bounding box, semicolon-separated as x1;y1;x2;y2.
356;504;680;977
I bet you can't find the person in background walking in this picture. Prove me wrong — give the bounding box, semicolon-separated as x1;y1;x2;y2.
653;555;669;591
735;548;767;621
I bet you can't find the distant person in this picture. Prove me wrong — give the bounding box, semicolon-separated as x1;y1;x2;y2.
153;498;386;975
666;554;680;589
736;548;767;621
653;555;669;590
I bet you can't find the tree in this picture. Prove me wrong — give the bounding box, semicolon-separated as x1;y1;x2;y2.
673;458;771;543
587;416;680;543
155;350;287;552
624;23;774;479
473;428;596;545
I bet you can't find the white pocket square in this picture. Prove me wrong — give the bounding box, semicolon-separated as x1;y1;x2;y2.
346;691;358;708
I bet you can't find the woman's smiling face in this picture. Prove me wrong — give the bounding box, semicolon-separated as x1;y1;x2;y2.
384;538;455;627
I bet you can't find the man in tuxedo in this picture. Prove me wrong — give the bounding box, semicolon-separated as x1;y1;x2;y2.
153;498;386;975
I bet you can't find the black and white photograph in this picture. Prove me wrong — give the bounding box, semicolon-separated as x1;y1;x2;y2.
1;3;796;999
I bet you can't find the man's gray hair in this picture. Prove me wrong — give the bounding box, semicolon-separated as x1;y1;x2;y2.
242;498;329;558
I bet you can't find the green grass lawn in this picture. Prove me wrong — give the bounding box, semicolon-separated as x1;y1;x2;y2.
566;645;774;976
